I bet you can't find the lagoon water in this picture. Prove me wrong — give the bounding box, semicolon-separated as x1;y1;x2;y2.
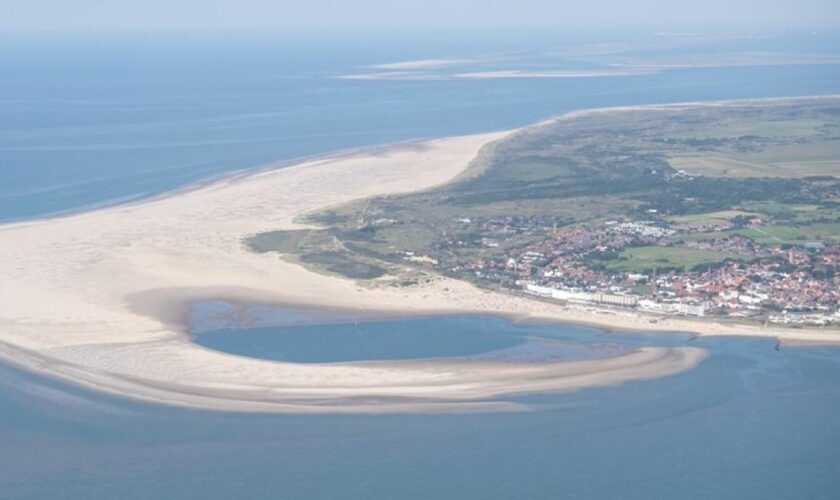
2;31;840;498
189;303;636;363
197;315;531;363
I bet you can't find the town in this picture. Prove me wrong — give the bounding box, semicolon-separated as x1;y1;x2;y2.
402;212;840;326
270;99;840;329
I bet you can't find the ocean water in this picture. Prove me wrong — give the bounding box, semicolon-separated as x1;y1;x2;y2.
2;31;840;498
1;312;840;499
2;31;840;221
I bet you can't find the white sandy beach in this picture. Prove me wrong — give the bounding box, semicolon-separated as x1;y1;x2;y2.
1;100;837;413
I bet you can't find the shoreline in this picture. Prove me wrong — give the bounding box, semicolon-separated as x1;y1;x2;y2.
1;96;839;414
0;136;458;228
181;283;840;346
3;92;837;228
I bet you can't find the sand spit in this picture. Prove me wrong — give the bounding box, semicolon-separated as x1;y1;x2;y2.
1;99;838;413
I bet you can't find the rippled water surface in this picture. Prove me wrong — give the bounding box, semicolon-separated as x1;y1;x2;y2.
2;31;840;499
2;306;840;499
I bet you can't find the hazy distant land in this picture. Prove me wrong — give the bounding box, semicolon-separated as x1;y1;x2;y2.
340;49;840;80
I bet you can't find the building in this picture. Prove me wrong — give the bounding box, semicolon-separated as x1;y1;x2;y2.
524;283;638;307
663;302;706;317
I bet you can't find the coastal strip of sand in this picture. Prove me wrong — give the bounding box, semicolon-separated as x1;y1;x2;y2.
1;99;837;413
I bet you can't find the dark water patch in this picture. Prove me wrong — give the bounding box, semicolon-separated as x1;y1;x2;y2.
195;315;525;363
190;302;640;363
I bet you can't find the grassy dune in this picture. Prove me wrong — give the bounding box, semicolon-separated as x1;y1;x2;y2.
251;97;840;280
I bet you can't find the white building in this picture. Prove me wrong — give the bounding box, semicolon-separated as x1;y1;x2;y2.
524;283;637;307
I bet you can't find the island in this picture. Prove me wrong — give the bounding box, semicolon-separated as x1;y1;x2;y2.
0;96;837;413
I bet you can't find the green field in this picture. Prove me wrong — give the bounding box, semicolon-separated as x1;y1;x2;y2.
669;153;840;178
680;221;840;246
668;210;758;224
600;246;742;272
667;117;826;140
669;201;840;226
729;223;840;244
739;202;840;223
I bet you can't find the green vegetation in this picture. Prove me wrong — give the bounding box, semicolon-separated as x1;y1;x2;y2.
245;228;390;280
249;98;840;285
667;117;826;140
298;251;387;280
728;222;840;245
668;210;758;224
597;246;742;272
739;202;840;223
245;229;312;253
666;114;840;177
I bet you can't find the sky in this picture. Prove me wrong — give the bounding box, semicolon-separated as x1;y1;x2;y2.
0;0;838;33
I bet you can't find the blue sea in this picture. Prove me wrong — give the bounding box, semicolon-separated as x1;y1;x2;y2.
2;30;840;221
3;310;840;499
1;30;840;499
